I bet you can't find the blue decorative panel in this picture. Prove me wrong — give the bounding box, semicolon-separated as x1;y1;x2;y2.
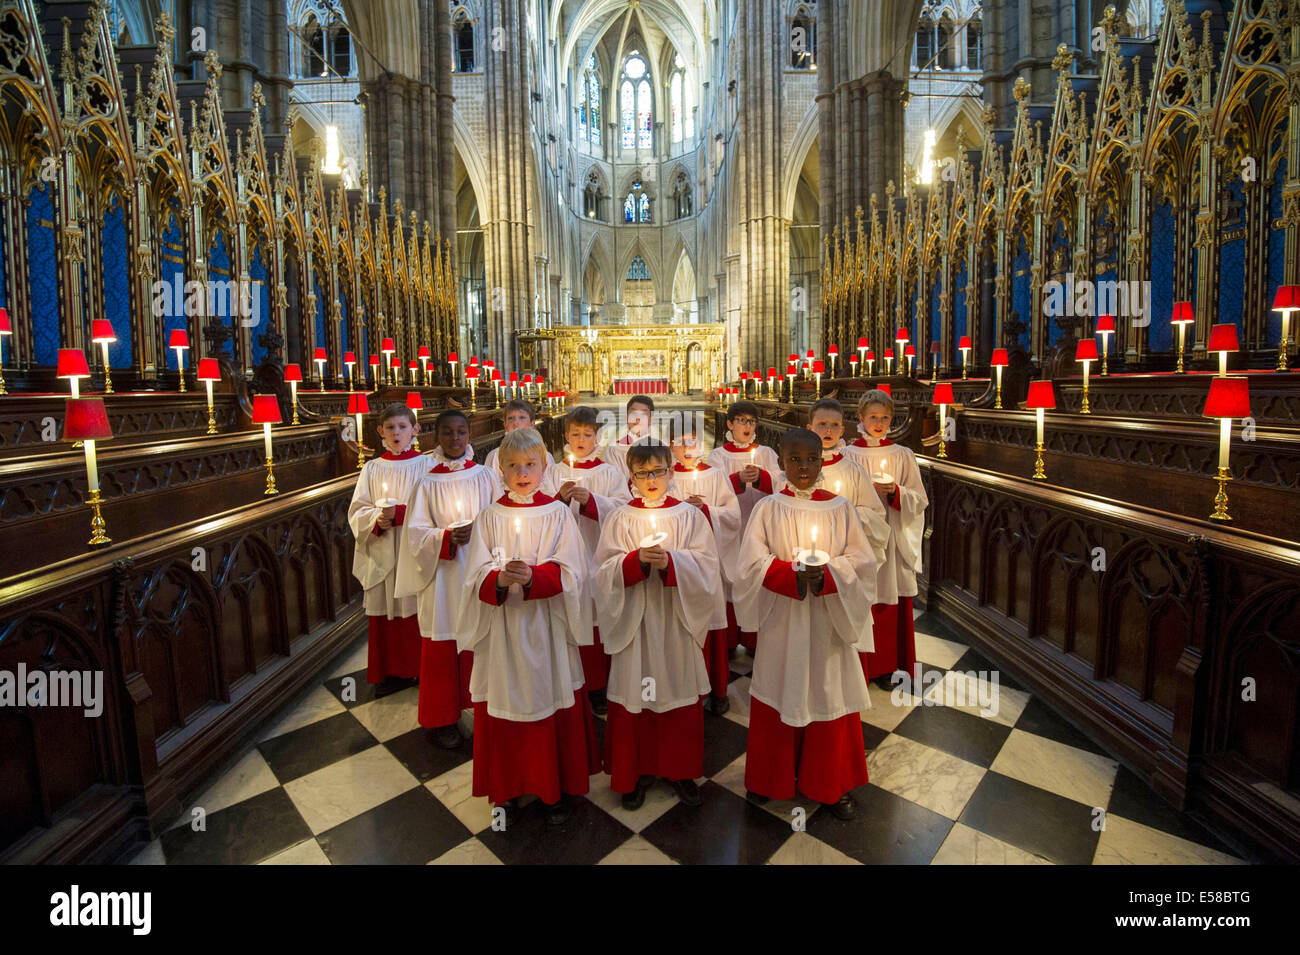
1011;237;1030;348
159;206;188;351
1218;177;1245;326
313;279;326;361
101;195;132;368
1268;165;1286;345
249;245;269;365
27;185;59;366
954;263;968;346
1149;199;1174;352
930;279;941;353
338;292;349;354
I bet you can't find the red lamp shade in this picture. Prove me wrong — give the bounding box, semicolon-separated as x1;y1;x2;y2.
251;394;282;424
369;354;380;366
930;341;942;354
0;308;10;334
64;397;112;441
390;356;400;368
197;358;221;381
1076;339;1099;361
448;351;459;363
958;336;972;349
1272;285;1300;310
991;348;1009;367
1095;315;1116;334
787;361;798;373
1171;302;1194;324
805;349;815;359
788;354;798;363
313;347;327;362
933;383;955;404
381;338;396;352
470;356;479;366
1025;380;1056;410
57;348;90;378
418;346;431;359
168;329;189;349
283;363;303;383
484;360;494;368
877;384;892;396
813;360;825;374
896;328;910;342
866;350;876;361
828;345;839;355
91;320;116;343
1203;376;1250;418
509;372;519;383
850;355;859;364
882;348;893;360
904;345;917;357
465;365;479;379
1207;323;1240;353
408;360;418;370
491;369;502;381
523;375;533;384
406;392;424;411
740;372;749;380
536;374;545;384
857;337;869;348
344;351;357;364
347;393;370;415
767;367;778;378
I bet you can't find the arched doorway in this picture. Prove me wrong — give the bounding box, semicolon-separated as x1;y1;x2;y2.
685;341;703;393
576;344;594;393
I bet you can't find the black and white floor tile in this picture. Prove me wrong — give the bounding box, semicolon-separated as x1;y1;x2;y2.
127;608;1251;866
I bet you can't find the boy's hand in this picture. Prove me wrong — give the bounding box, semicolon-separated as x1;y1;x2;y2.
570;486;592;506
501;560;533;587
556;480;576;502
638;544;668;569
795;563;824;595
375;514;395;531
739;464;760;485
449;522;472;546
873;479;897;496
686;494;705;509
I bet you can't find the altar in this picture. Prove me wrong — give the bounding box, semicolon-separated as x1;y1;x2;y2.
518;323;725;396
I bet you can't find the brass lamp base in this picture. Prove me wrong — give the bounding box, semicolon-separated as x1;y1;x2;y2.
1032;441;1046;480
206;403;217;434
265;457;279;495
291;400;300;425
1279;339;1291;372
1175;340;1186;374
937;438;948;459
1081;386;1091;414
1209;466;1232;522
87;489;112;546
995;384;1003;410
104;369;114;394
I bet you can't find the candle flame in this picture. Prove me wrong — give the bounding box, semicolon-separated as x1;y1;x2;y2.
811;525;818;543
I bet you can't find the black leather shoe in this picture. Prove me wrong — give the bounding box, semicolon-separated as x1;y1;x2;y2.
621;775;655;811
745;790;770;806
434;724;461;749
545;797;569;826
672;778;702;806
588;689;608;716
708;694;730;715
373;676;415;698
825;793;857;820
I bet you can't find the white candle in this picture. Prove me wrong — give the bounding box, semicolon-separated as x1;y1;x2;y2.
569;453;574;470
457;497;463;520
1218;351;1228;376
71;377;80;399
810;523;817;556
205;379;214;408
84;439;99;493
692;466;698;490
1036;407;1045;445
651;515;657;532
514;517;522;558
1082;359;1090;391
835;481;841;495
750;447;756;467
289;379;297;405
263;421;272;459
1219;416;1231;470
382;481;388;500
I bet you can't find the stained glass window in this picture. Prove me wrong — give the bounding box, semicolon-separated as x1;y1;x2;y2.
587;59;601;146
621;80;634;147
638;192;650;222
624;194;636;222
670;72;682;143
637;79;651;148
628;256;650;281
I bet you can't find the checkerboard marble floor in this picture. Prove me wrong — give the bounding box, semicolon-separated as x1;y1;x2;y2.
127;609;1251;865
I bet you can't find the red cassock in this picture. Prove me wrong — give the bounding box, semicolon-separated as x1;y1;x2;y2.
455;491;601;804
593;498;725;792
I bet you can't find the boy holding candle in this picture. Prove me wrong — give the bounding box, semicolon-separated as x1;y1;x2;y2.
797;398;891;562
707;400;780;653
396;409;503;748
668;423;741;714
541;405;633;713
843;390;929;684
455;428;599;825
606;395;656;477
594;441;725;809
347;402;428;693
736;428;877;819
484;399;537;479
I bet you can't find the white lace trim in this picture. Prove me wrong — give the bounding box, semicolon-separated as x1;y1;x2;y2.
506;490;538;504
821;439;847;460
561;443;601;464
430;443;475;469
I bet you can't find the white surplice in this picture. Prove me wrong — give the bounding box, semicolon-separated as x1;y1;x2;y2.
455;494;592;722
844;438;928;605
774;450;890;566
707;441;780;526
347;449;431;618
734;491;877;726
539;453;633;555
665;463;742;586
593;499;726;714
395;460;503;639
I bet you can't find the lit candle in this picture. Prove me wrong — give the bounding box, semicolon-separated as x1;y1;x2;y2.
750;447;756;467
262;421;272;461
692;466;698;491
1218;416;1231;470
514;517;522;559
835;481;841;495
84;439;99;493
1036;406;1045;446
457;497;464;520
810;523;818;556
569;453;574;470
651;515;657;532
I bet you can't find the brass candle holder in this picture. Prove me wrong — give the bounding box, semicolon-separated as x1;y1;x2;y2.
87;488;112;546
1208;466;1232;522
264;456;279;495
1032;442;1046;480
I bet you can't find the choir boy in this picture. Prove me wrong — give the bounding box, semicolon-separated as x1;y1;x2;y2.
540;405;633;713
396;409;502;748
483;399;537;478
594;441;725;809
606;395;655;477
347;402;428;693
843;390;929;684
667;424;741;714
736;428;877;820
456;428;599;825
706;400;780;652
799;398;890;562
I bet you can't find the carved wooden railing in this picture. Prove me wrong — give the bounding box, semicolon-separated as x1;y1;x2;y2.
1052;371;1300;425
